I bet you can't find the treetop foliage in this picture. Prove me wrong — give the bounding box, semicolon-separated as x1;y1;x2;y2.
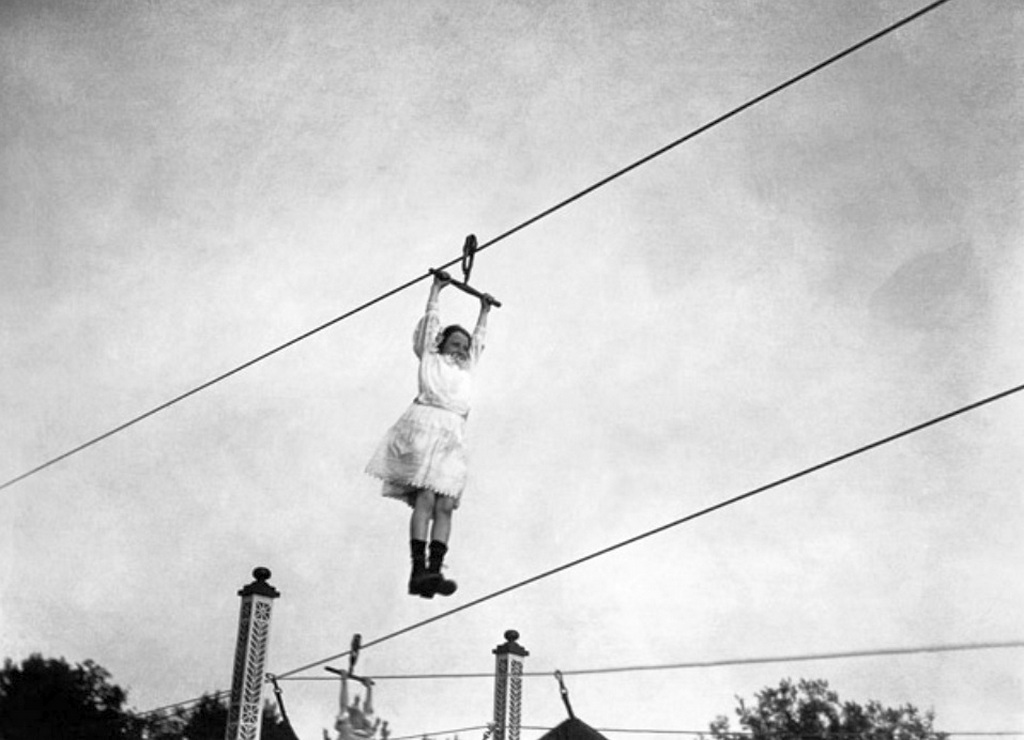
708;678;947;740
0;653;135;740
0;654;295;740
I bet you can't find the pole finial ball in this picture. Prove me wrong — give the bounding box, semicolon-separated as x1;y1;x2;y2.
253;567;272;582
504;630;520;643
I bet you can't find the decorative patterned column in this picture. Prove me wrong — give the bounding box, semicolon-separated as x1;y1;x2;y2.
226;567;280;740
492;630;529;740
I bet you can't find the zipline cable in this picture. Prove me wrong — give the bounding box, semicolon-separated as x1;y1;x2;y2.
275;640;1024;681
469;0;955;262
0;272;429;493
0;0;955;494
273;381;1024;680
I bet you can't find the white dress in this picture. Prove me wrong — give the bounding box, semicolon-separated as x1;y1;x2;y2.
365;298;485;507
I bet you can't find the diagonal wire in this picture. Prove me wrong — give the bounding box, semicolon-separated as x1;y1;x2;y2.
274;381;1024;679
0;0;955;493
138;379;1024;717
0;273;430;493
139;376;1023;714
469;0;956;260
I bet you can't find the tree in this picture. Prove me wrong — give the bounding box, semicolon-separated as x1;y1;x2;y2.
0;653;141;740
0;654;296;740
144;691;297;740
707;678;947;740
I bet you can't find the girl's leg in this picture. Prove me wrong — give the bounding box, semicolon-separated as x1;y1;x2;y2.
427;495;458;596
410;489;436;541
407;489;436;598
428;495;457;543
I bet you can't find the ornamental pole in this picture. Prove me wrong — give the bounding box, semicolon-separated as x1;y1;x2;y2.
492;630;529;740
226;567;280;740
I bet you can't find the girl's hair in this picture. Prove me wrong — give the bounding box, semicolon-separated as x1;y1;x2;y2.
437;324;471;352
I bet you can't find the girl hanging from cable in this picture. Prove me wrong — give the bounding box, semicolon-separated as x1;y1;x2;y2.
366;269;496;599
331;671;385;740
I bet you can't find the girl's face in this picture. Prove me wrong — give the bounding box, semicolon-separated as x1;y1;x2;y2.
440;331;471;361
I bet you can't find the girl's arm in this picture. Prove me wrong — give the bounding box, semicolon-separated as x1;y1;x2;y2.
337;672;351;724
470;293;494;363
413;273;450;358
362;679;375;716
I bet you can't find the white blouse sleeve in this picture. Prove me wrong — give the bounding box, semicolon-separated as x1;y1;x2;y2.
413;299;441;359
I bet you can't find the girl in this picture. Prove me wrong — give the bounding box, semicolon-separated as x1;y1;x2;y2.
366;270;495;599
333;671;383;740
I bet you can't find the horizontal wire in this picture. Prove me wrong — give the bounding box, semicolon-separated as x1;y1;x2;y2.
389;725;491;740
382;724;1024;739
520;729;1024;739
276;640;1024;681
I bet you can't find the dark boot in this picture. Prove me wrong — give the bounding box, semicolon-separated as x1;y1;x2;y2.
408;539;435;599
428;540;458;597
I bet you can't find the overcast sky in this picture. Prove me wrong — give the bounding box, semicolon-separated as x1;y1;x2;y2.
1;1;1022;738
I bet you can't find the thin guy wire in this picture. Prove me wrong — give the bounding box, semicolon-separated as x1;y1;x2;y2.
594;733;1024;738
520;730;1023;739
389;726;492;740
0;0;954;494
276;640;1024;681
275;381;1024;680
346;724;1023;739
137;690;230;717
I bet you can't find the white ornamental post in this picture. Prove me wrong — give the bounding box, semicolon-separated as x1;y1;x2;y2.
492;630;529;740
226;567;280;740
